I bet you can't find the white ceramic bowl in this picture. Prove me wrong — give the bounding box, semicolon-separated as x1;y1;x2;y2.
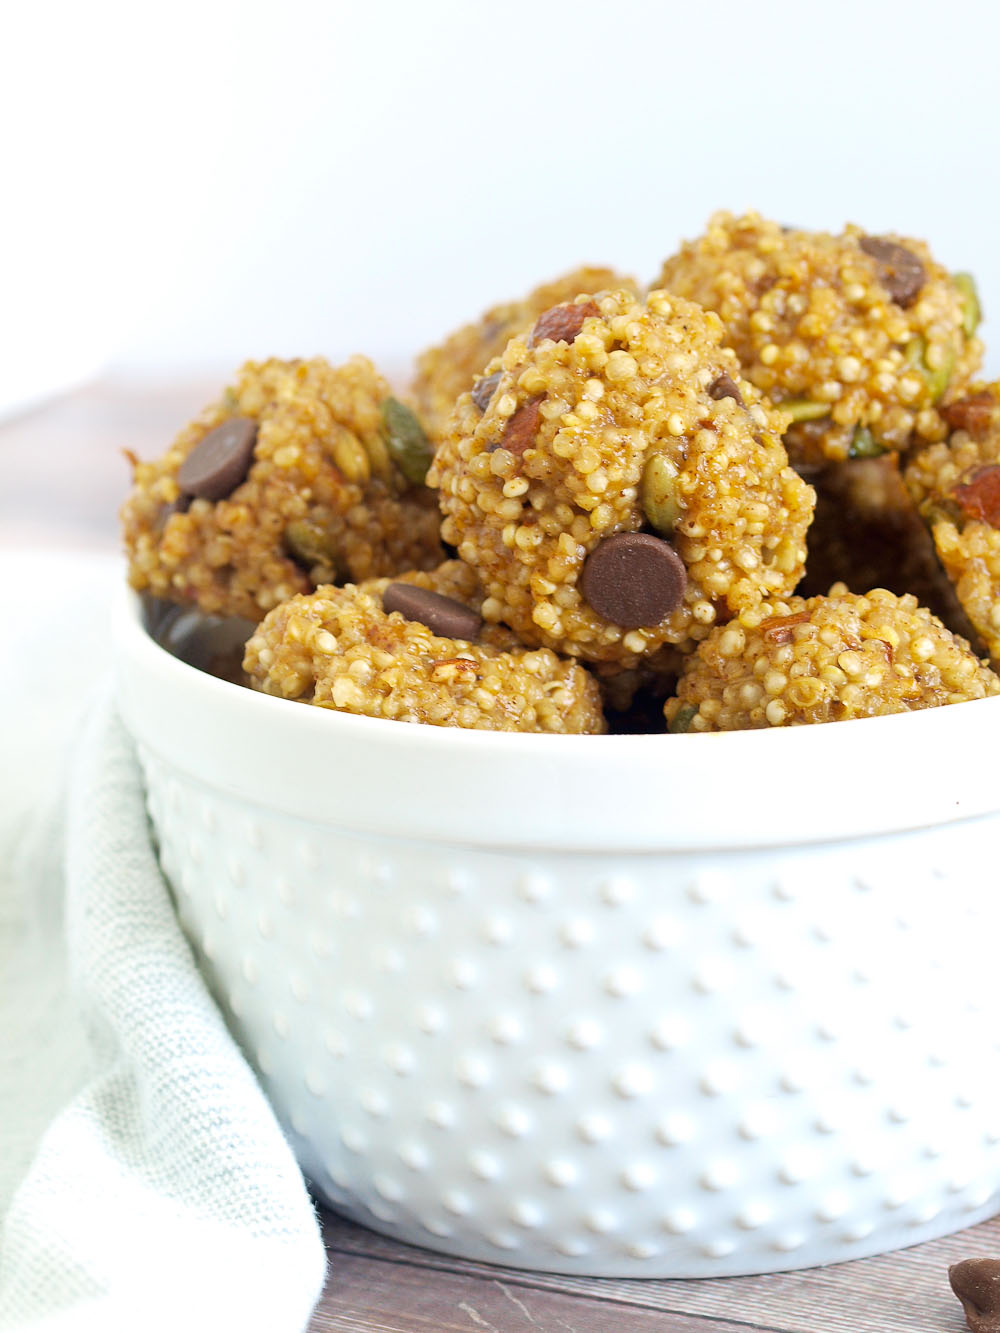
115;586;1000;1278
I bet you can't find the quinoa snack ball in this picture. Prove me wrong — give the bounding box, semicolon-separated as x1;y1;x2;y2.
904;385;1000;667
412;265;631;441
656;212;982;464
429;288;814;668
243;570;607;734
122;357;443;622
665;585;999;732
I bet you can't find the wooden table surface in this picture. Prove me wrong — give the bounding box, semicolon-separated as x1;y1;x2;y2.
3;378;996;1332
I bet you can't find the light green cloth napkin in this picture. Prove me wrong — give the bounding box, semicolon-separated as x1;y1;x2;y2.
0;551;326;1331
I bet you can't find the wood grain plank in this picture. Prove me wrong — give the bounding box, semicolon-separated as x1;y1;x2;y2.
308;1247;783;1333
316;1208;997;1333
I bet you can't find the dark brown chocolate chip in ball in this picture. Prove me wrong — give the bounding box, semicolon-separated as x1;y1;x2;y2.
580;531;687;630
859;235;926;308
154;494;191;534
471;371;502;413
950;1258;1000;1332
177;417;258;500
528;300;600;348
708;373;745;406
382;583;483;641
498;397;543;456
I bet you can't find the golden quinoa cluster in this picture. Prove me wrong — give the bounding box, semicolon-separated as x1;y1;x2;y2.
904;385;1000;666
656;211;982;464
429;287;814;668
665;585;999;732
412;266;631;441
243;568;606;733
121;356;442;621
122;225;1000;735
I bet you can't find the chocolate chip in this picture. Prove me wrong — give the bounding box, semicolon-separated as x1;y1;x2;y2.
859;236;926;308
177;417;258;500
580;531;687;629
497;397;543;456
708;373;745;406
382;583;483;641
528;300;600;348
950;1258;1000;1332
471;371;502;413
153;494;191;536
942;392;996;440
954;465;1000;529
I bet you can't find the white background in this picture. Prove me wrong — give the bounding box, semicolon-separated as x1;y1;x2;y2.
3;0;999;404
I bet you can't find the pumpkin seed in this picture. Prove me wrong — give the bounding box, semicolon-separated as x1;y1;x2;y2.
640;453;682;534
668;703;698;734
848;426;886;459
903;335;925;370
953;272;982;339
284;518;334;569
924;347;955;404
361;428;392;480
381;397;433;486
781;398;830;423
331;428;371;485
903;335;954;404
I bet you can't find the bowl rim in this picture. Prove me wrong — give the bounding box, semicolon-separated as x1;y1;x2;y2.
113;585;1000;852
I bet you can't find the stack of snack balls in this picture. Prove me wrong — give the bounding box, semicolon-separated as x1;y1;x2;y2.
122;214;1000;733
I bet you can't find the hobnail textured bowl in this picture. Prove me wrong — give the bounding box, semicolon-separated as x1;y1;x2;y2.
114;587;1000;1278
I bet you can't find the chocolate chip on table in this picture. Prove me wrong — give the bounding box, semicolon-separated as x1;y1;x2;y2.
471;371;502;413
497;397;544;455
949;1258;1000;1332
580;531;687;629
859;235;926;308
942;392;996;440
177;417;258;500
382;583;483;641
528;300;600;348
707;373;744;405
954;465;1000;529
